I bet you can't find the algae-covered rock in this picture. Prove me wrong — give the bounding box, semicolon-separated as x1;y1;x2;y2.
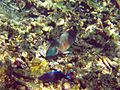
0;0;120;89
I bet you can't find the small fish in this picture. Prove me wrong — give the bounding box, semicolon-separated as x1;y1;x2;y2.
58;26;77;52
46;39;59;59
45;26;77;59
38;70;71;83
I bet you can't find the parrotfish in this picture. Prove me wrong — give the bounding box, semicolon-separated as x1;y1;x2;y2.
45;38;59;59
38;70;72;83
46;26;77;59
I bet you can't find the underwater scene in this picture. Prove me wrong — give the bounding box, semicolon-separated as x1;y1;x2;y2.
0;0;120;90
